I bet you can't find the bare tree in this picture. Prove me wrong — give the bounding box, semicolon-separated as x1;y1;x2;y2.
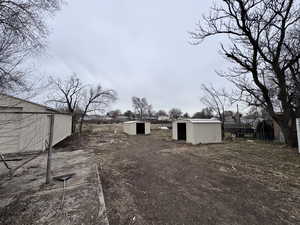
169;108;182;120
107;109;122;120
132;97;150;120
201;84;230;138
192;107;214;119
78;86;117;133
48;74;84;133
0;0;61;92
124;110;135;120
191;0;300;146
183;112;190;118
156;110;168;117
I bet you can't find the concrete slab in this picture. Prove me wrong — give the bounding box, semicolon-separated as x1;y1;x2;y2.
0;149;109;225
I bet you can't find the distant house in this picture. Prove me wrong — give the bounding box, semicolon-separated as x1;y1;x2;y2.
84;114;103;121
0;94;72;153
158;116;170;121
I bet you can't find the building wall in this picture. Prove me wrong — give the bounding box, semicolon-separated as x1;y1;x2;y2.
123;122;136;135
191;123;222;144
19;113;50;152
172;121;178;140
172;121;193;142
145;122;151;135
0;94;50;112
172;120;222;144
186;122;194;144
123;122;151;135
53;114;72;146
0;95;72;153
0;107;22;153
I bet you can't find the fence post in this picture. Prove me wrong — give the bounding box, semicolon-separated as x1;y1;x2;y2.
297;118;300;154
46;114;54;184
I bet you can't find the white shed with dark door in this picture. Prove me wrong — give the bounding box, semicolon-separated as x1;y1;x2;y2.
0;94;72;154
172;119;222;144
123;121;151;135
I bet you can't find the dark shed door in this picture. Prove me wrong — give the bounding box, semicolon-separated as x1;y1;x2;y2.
136;123;145;134
177;123;186;140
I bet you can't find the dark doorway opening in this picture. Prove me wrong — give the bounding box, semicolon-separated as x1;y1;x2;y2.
177;123;186;140
136;123;145;135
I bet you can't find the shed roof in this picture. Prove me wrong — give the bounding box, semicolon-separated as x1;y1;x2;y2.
176;119;221;124
123;121;148;124
0;93;70;115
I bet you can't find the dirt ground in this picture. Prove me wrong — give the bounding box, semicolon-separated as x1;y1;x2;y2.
88;124;300;225
0;146;108;225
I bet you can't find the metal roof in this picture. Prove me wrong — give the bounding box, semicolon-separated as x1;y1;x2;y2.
0;93;71;115
123;121;148;124
176;119;221;124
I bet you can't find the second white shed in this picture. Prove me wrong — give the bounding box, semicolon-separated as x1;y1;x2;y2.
172;119;222;144
123;121;151;135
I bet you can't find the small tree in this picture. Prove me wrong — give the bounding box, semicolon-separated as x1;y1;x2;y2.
108;109;121;120
183;112;190;118
49;74;117;133
48;74;84;133
79;85;117;133
132;97;150;120
169;108;182;120
193;108;213;119
201;84;230;138
156;110;168;117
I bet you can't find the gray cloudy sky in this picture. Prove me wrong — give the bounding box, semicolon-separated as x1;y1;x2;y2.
36;0;234;114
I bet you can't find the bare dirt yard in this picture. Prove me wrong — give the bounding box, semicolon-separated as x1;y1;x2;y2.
88;123;300;225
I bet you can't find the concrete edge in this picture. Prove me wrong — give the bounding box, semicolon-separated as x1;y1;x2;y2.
95;164;110;225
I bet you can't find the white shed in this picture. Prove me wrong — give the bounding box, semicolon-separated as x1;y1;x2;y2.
123;121;151;135
0;94;72;153
172;119;222;144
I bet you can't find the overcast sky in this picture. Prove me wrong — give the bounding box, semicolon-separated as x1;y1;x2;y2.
35;0;235;115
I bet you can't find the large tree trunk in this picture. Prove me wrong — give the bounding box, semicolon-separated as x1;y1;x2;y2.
277;118;298;147
71;114;77;133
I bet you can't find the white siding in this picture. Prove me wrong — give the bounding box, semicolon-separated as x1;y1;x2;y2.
172;119;222;145
53;114;72;145
191;123;222;144
0;108;22;153
145;122;151;135
123;121;151;135
0;95;72;153
186;122;194;144
123;122;136;135
19;113;50;152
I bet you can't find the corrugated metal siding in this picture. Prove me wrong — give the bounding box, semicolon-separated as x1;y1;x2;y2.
0;108;22;153
0;95;72;153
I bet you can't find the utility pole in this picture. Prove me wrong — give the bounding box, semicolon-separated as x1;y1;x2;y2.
46;114;54;184
236;104;240;125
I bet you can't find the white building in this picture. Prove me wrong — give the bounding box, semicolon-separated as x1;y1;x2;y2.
158;116;170;121
172;119;222;144
0;94;72;153
123;121;151;135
